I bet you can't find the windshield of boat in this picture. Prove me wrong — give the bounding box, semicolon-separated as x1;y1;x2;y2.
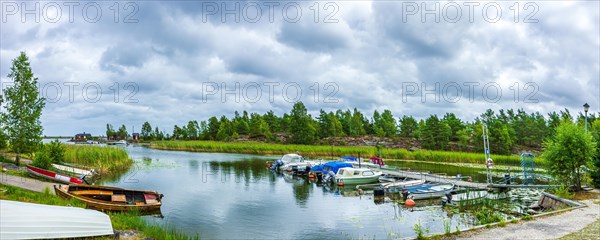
362;171;374;176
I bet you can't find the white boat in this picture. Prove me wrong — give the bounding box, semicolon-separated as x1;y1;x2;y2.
0;200;113;239
52;164;96;176
271;154;316;174
335;167;383;185
382;179;426;189
407;183;455;200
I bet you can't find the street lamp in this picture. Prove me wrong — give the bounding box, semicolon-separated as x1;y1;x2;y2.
583;103;590;133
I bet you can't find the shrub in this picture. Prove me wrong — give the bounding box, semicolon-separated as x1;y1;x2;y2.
47;139;65;163
32;146;52;169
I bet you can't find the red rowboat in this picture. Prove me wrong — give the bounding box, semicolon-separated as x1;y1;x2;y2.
27;165;83;184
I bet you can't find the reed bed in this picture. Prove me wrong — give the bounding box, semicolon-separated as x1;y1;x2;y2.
151;141;540;166
63;145;132;175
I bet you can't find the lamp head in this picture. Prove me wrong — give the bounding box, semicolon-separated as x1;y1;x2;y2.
583;103;590;113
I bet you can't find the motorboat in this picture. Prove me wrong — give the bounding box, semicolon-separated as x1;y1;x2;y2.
334;167;382;186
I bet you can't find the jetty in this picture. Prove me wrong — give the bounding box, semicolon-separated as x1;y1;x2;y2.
351;163;559;190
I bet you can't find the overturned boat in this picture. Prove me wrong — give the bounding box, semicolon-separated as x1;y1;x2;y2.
27;165;84;185
0;200;113;239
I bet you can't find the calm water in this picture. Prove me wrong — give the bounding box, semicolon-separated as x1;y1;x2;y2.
100;145;475;239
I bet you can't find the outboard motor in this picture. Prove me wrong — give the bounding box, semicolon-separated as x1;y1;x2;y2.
373;187;385;197
322;171;335;183
271;159;283;170
401;189;409;201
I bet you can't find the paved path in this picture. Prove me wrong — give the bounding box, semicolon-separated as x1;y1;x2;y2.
0;173;55;194
458;199;600;240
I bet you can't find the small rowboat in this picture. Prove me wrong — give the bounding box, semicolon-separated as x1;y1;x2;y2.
27;165;83;184
54;184;163;212
406;183;455;200
0;200;113;239
52;163;96;176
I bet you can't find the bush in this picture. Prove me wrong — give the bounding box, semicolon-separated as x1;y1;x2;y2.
32;146;52;169
47;139;65;163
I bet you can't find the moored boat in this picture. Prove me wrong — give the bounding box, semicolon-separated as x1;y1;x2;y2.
335;167;382;186
444;190;489;206
0;200;113;239
406;183;455;200
382;179;426;189
309;161;353;181
54;184;163;212
27;165;83;184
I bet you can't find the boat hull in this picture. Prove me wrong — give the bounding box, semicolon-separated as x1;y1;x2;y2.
27;165;83;185
407;183;455;200
0;200;113;239
54;184;162;212
336;175;381;185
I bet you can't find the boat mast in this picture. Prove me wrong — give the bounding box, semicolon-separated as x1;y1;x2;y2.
482;124;492;184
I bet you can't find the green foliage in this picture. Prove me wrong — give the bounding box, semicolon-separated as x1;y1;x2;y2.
542;121;596;189
47;139;64;163
1;52;45;165
521;215;533;220
590;119;600;188
413;219;425;240
118;124;128;140
141;121;153;141
399;115;419;138
443;219;451;236
32;145;52;169
106;124;116;139
62;145;131;175
289;102;317;144
552;184;575;199
421;115;451;150
474;206;503;225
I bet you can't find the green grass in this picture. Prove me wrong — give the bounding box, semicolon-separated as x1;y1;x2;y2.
63;145;132;175
151;140;538;166
0;184;197;240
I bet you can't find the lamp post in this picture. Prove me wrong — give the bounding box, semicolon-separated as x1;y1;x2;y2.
583;103;590;133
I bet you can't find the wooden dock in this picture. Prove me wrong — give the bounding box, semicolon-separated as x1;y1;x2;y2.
352;163;559;190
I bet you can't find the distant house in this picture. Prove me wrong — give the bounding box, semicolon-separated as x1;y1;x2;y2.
75;132;92;142
132;133;140;141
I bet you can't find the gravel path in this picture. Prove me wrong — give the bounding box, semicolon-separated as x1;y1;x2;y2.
459;199;600;240
0;173;56;193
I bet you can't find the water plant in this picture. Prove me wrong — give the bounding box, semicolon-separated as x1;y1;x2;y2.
413;219;425;240
443;219;451;236
62;145;132;175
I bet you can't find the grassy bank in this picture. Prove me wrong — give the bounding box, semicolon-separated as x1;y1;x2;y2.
151;141;540;166
0;184;197;240
63;145;132;175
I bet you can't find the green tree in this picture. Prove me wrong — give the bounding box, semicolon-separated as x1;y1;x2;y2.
153;127;162;140
289;102;316;144
589;119;600;188
399;115;419;138
216;116;235;141
542;121;596;190
442;113;465;141
1;52;45;165
421;115;451;150
141;122;153;141
380;110;397;137
106;124;116;139
117;124;128;140
32;145;52;170
187;120;199;140
207;116;220;140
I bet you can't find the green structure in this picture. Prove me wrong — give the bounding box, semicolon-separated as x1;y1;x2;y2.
521;152;536;185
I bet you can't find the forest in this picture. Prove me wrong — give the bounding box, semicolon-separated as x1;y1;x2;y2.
109;102;599;155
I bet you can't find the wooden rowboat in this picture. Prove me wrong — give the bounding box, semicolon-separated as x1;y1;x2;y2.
54;184;163;212
27;165;83;184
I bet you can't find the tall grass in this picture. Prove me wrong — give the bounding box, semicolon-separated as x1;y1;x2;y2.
63;145;132;175
0;184;197;240
151;140;539;166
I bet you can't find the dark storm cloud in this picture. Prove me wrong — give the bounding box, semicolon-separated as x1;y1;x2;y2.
1;1;598;135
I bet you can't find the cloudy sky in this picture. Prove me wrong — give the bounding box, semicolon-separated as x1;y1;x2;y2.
1;1;598;136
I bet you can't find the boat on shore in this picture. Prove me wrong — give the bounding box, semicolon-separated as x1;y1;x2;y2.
335;167;382;186
406;183;455;200
0;200;113;239
52;163;96;177
27;165;84;184
54;184;163;212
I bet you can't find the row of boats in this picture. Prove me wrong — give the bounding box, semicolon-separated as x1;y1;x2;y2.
269;154;456;201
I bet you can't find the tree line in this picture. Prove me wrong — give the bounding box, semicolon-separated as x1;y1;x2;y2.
132;102;599;155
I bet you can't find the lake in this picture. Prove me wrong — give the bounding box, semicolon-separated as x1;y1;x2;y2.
100;145;478;239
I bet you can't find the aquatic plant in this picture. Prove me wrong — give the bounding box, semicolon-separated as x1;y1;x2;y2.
413;219;425;240
443;219;451;236
62;145;132;175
